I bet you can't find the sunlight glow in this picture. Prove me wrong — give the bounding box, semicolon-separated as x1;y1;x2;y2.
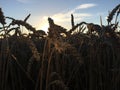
39;22;49;33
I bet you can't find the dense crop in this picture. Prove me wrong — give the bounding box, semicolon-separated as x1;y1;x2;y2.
0;4;120;90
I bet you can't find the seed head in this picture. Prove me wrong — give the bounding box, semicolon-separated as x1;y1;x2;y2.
0;8;6;25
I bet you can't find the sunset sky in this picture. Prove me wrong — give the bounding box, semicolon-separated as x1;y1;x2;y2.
0;0;120;32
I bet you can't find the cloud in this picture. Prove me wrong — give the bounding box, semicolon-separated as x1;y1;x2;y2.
50;13;92;23
67;3;97;14
16;0;30;3
76;3;97;9
45;3;96;22
39;3;96;30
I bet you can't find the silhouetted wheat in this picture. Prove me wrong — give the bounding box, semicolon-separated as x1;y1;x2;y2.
0;4;120;90
6;17;36;33
0;8;6;25
107;4;120;25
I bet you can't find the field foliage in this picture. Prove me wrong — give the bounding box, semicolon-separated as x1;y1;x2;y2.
0;4;120;90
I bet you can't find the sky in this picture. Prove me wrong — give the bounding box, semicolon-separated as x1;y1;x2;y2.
0;0;120;32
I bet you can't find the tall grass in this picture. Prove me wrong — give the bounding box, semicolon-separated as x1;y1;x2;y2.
0;4;120;90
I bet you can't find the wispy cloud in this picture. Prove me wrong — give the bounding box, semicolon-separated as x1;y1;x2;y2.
67;3;97;14
16;0;30;3
39;3;97;30
43;3;96;22
76;3;96;9
51;13;92;22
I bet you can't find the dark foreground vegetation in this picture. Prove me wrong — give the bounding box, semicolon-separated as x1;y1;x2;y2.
0;4;120;90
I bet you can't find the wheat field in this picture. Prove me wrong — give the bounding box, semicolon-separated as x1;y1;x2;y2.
0;4;120;90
